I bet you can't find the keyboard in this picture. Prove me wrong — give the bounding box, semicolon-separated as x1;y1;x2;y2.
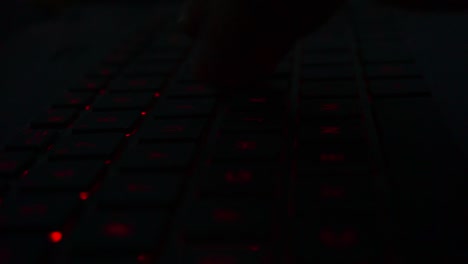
0;1;467;263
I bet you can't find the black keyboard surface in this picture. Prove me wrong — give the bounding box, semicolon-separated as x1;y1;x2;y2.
0;1;467;263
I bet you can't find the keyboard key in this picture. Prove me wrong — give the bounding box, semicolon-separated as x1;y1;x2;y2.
181;244;271;263
299;99;361;119
30;109;79;129
97;172;183;208
109;77;164;93
168;83;217;98
137;118;208;142
152;98;216;118
73;111;141;133
5;129;58;151
303;52;354;65
365;63;421;78
52;92;94;109
0;152;35;179
50;134;124;160
199;166;280;197
93;93;155;111
182;200;274;242
0;194;81;231
213;135;283;162
220;112;283;133
300;80;358;98
0;236;48;264
368;79;430;97
297;143;370;169
119;143;196;172
229;94;285;114
302;65;355;80
70;210;168;253
123;62;178;76
70;77;107;92
20;161;105;191
298;119;366;143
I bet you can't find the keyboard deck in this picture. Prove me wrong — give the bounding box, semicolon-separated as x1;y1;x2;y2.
0;2;466;264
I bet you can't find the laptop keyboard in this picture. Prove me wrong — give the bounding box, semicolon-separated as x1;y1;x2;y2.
0;3;459;264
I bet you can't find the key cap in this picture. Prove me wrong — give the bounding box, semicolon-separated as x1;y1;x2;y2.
200;166;280;197
123;62;178;76
20;161;105;191
213;135;283;162
0;236;48;264
181;244;272;263
137;118;208;142
30;108;79;129
5;129;58;151
297;143;370;169
93;93;155;111
96;172;183;208
220;112;283;133
109;77;164;93
70;77;107;93
368;79;430;97
302;65;355;80
229;94;285;114
298;119;366;143
365;63;421;78
70;210;168;253
0;194;81;231
299;99;361;119
119;143;196;172
50;134;124;160
300;80;358;98
168;83;217;98
303;52;354;65
0;152;35;179
73;111;141;133
182;200;274;242
152;98;216;118
52;92;95;109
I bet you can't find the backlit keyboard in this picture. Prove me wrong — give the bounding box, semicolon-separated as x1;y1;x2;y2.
0;3;466;264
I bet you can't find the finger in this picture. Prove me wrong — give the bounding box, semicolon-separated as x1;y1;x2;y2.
190;0;346;86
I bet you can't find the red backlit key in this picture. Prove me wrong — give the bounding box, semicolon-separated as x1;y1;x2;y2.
20;161;105;191
50;133;124;160
93;93;155;111
302;65;355;80
368;79;430;97
200;166;279;197
52;92;94;108
229;94;284;114
298;120;365;143
220;112;283;133
119;143;196;172
109;77;164;93
30;108;79;129
123;62;178;76
70;211;168;253
137;118;208;142
152;98;216;118
301;80;358;98
70;77;107;92
213;135;283;161
0;194;80;231
183;201;274;242
5;129;58;151
298;144;370;169
73;111;141;133
0;152;35;179
181;245;271;264
365;63;420;78
168;83;217;98
300;99;360;119
97;172;183;207
0;236;48;264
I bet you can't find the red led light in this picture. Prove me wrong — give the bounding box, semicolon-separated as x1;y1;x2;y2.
153;92;161;97
140;111;147;116
49;231;63;243
105;222;132;237
236;141;257;150
22;170;29;177
85;105;91;111
105;160;112;165
320;126;340;135
79;192;89;200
